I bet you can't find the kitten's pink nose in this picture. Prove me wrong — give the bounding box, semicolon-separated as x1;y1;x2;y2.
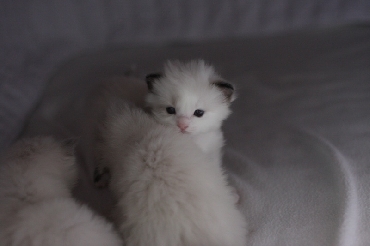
177;123;188;131
177;117;190;132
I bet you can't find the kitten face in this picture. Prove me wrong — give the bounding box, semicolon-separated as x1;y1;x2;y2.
145;60;235;135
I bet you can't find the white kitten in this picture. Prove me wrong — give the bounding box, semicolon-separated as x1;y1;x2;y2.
101;104;247;246
145;60;236;167
0;137;122;246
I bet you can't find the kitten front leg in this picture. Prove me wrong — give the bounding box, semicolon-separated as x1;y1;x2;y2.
93;166;111;188
93;150;111;188
92;133;111;188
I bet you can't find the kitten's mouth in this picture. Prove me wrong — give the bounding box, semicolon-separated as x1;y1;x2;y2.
180;129;190;134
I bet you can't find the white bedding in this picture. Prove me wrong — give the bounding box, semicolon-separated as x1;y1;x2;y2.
17;26;370;245
2;1;370;245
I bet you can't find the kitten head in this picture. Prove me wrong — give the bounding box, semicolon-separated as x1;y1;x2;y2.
145;60;236;135
4;136;78;190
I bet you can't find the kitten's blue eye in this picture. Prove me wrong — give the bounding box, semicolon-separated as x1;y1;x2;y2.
166;107;176;115
194;109;204;117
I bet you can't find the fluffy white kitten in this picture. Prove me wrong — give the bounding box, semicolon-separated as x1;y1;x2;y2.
101;104;247;246
0;137;122;246
145;60;236;167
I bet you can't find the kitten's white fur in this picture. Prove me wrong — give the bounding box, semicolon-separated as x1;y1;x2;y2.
0;137;122;246
145;60;236;167
101;104;247;246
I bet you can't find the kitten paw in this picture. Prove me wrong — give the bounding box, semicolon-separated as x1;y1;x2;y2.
93;167;111;188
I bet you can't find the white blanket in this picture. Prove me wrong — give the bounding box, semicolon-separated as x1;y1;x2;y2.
18;26;370;245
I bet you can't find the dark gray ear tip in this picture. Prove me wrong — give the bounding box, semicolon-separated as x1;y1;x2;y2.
145;73;162;82
214;81;234;91
145;73;162;91
213;80;235;102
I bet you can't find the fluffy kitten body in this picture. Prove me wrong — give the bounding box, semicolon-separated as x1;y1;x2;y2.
102;104;247;246
145;60;236;167
0;137;122;246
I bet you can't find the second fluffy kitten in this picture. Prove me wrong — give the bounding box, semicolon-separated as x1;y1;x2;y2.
0;137;122;246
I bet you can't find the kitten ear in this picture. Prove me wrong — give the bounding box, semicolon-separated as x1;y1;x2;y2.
145;73;162;92
213;81;236;102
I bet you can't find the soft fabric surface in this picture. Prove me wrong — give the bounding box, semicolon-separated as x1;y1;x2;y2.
18;26;370;246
